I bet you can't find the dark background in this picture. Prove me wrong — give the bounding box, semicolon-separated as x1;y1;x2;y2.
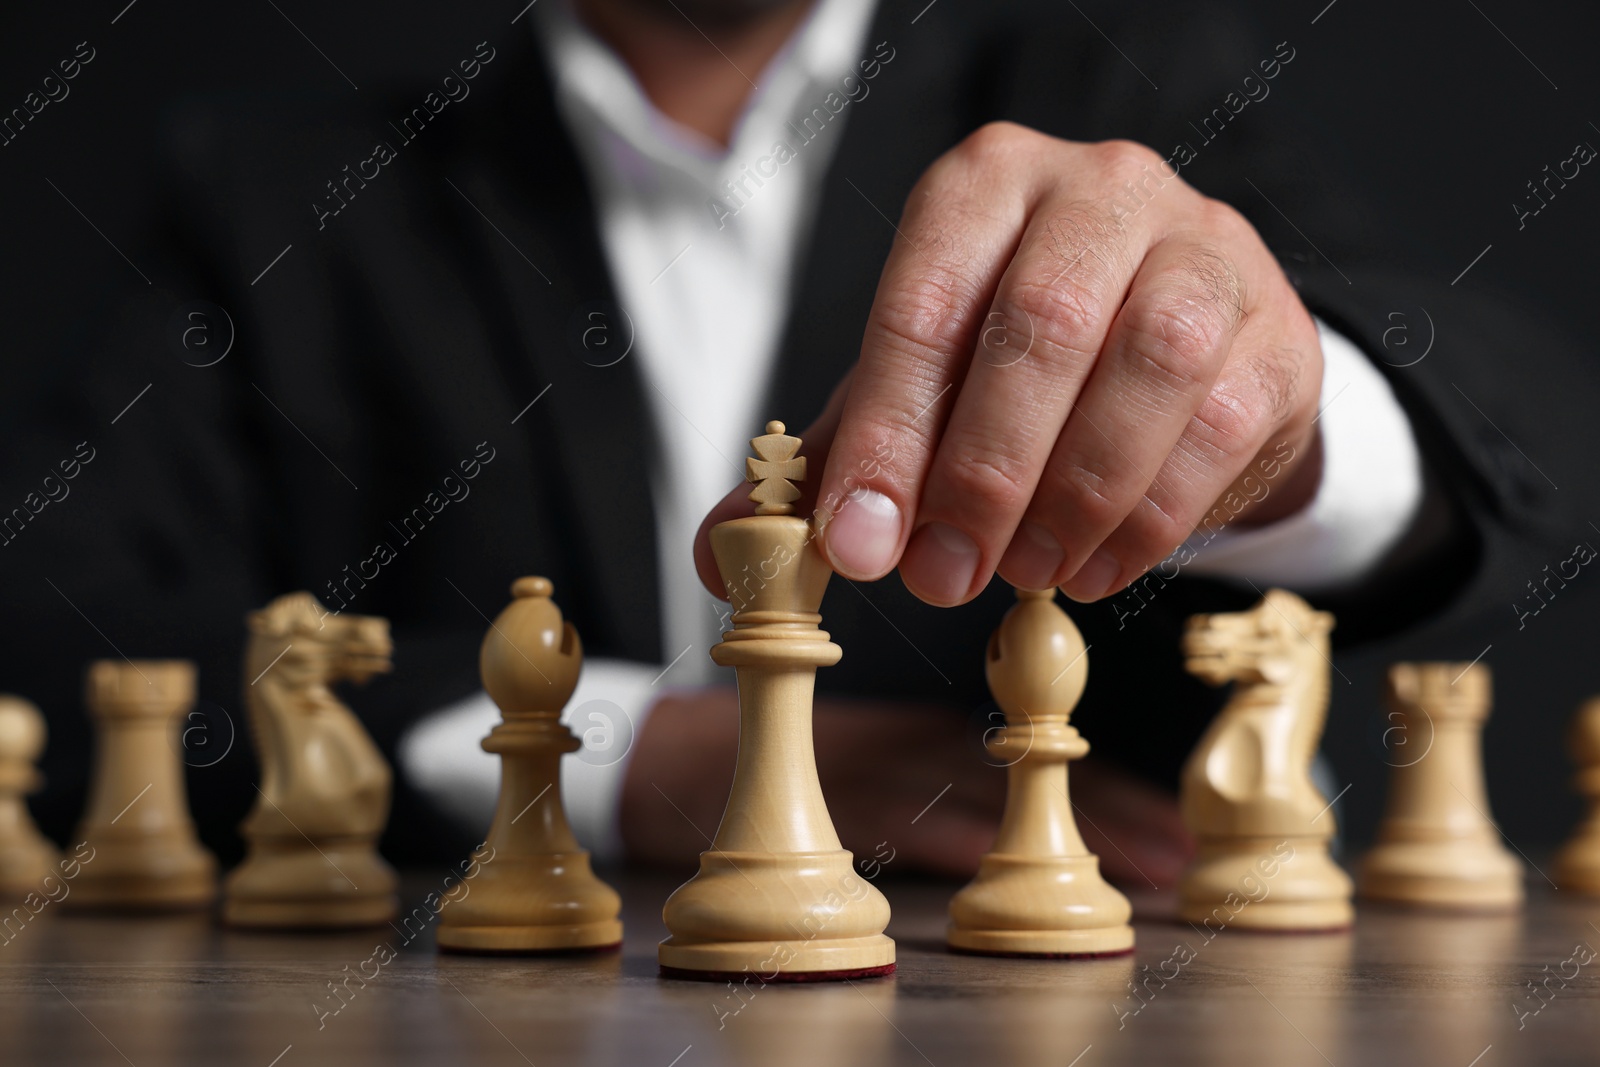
0;0;1596;857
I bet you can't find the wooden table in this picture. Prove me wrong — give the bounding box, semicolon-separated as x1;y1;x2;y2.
3;871;1597;1066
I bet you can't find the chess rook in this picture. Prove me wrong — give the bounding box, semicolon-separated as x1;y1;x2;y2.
1554;697;1600;894
66;661;217;910
224;594;398;928
0;695;58;896
436;576;623;953
1178;590;1352;931
1358;662;1522;910
660;421;894;981
947;588;1133;956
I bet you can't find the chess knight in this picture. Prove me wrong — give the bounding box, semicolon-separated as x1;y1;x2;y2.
224;593;399;927
1179;589;1353;930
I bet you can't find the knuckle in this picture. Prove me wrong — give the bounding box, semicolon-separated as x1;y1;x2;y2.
1000;275;1104;358
1042;452;1124;530
872;267;985;357
1121;298;1230;394
1096;138;1163;173
1246;346;1305;423
955;121;1036;165
938;447;1033;516
1190;382;1269;460
1198;196;1257;244
1117;498;1191;569
828;421;924;508
1038;204;1131;285
1176;246;1246;324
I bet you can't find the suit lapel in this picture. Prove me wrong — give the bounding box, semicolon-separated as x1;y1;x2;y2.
763;0;995;431
443;31;662;660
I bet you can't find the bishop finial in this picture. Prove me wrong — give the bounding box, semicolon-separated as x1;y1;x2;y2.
746;420;806;516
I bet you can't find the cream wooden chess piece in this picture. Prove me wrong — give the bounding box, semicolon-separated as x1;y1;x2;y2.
437;576;623;952
67;661;217;910
947;588;1133;955
0;696;58;896
224;593;398;928
660;421;894;981
1178;589;1352;931
1358;662;1522;909
1554;696;1600;894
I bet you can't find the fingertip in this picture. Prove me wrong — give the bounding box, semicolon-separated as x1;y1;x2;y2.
899;522;983;606
694;485;749;600
818;487;904;581
1058;546;1124;603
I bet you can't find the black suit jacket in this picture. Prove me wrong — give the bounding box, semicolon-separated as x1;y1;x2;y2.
6;0;1594;863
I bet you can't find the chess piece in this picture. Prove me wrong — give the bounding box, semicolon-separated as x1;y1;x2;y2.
1178;589;1353;931
437;576;623;952
1358;662;1522;909
659;421;894;981
66;661;217;909
0;695;58;896
223;593;398;928
947;588;1133;956
1554;696;1600;894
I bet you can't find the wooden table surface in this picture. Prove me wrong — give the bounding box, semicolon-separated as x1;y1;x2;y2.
3;870;1597;1067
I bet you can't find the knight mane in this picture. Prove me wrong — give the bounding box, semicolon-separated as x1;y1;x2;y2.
1260;588;1329;634
249;592;329;639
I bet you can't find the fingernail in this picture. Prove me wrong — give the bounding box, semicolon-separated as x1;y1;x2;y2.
999;521;1065;589
904;522;981;605
1062;547;1121;603
821;489;902;578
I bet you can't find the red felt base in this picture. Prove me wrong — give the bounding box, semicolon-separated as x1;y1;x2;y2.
948;944;1137;960
659;962;897;983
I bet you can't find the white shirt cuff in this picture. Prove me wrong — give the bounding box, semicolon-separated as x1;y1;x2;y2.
397;657;661;862
1179;317;1423;592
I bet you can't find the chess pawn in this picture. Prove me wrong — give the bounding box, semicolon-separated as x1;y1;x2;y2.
1358;662;1522;909
947;588;1133;956
660;421;894;980
1178;589;1353;931
437;577;623;952
224;594;398;928
1554;696;1600;894
66;661;217;910
0;696;58;895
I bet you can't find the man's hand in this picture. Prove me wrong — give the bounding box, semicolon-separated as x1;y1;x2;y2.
696;123;1324;606
621;686;1192;886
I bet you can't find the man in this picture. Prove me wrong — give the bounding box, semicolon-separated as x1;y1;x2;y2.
6;0;1589;880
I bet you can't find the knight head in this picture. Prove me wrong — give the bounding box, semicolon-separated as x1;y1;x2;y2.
1182;589;1333;688
245;593;393;690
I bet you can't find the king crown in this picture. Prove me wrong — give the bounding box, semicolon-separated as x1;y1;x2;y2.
746;420;806;516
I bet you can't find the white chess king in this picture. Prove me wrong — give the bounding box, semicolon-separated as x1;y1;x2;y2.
658;421;895;981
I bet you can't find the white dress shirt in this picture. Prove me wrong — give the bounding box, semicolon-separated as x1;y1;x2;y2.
399;0;1422;859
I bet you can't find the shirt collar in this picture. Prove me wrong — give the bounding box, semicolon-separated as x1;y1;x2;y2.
534;0;879;184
